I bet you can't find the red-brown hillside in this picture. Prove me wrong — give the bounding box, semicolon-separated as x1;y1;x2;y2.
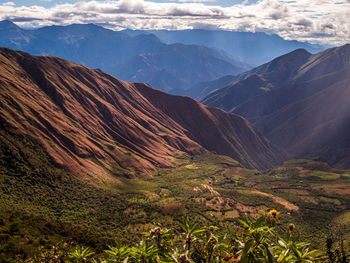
135;84;284;171
0;48;284;179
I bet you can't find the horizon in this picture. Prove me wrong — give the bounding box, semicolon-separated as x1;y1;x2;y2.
1;18;333;49
0;0;349;46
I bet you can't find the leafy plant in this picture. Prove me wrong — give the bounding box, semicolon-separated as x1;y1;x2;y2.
105;243;130;263
41;211;320;262
128;241;158;263
178;217;206;251
69;247;95;262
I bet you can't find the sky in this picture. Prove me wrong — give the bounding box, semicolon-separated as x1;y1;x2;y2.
0;0;349;45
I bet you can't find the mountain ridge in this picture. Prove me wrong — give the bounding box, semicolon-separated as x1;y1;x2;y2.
123;29;325;66
201;48;313;111
0;20;247;95
0;47;285;180
202;43;350;168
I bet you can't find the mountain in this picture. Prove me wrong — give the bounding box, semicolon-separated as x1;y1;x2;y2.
186;75;238;100
0;48;285;179
184;48;314;101
233;44;350;120
0;20;35;47
135;84;284;171
256;76;350;168
124;29;325;66
0;20;247;94
111;43;244;93
202;48;312;111
203;44;350;168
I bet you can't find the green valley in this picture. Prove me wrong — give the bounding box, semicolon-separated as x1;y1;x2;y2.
1;129;349;261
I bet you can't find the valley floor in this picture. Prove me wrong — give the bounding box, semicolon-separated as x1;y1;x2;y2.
1;129;350;260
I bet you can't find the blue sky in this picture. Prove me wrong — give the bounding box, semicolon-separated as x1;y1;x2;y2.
1;0;349;45
8;0;258;8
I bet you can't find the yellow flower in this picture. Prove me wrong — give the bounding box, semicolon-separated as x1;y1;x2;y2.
268;209;280;221
224;254;241;262
289;223;295;234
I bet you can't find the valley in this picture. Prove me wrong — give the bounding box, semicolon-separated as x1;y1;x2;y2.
0;13;349;261
1;129;349;260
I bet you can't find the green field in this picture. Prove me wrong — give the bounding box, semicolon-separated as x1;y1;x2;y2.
0;129;349;261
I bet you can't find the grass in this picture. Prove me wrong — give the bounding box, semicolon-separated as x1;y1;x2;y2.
335;211;350;225
0;128;350;261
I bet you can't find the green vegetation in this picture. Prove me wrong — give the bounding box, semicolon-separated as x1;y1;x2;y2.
19;213;322;262
0;129;349;261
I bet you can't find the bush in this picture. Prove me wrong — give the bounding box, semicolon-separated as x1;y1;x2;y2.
23;210;321;262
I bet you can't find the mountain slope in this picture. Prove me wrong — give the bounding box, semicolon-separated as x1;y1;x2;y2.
112;44;242;93
201;48;312;111
0;48;202;179
232;44;350;121
0;20;246;94
234;67;350;123
0;48;284;179
187;75;238;100
204;44;350;168
257;77;350;168
135;84;284;171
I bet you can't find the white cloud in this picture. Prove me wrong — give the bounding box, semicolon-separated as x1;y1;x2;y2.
2;2;15;6
0;0;349;45
177;0;217;2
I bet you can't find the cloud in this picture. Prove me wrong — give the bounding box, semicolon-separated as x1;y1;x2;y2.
0;0;349;45
2;2;15;6
177;0;217;2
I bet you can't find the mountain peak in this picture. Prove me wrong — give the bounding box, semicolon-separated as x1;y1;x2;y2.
133;33;162;43
336;43;350;52
0;19;15;25
0;20;20;30
274;47;311;62
290;48;310;55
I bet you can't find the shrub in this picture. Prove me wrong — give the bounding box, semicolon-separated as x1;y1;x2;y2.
22;210;321;262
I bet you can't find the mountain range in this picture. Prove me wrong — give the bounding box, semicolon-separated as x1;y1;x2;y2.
202;44;350;168
124;29;325;66
0;47;285;180
0;20;327;99
0;20;247;95
1;19;348;170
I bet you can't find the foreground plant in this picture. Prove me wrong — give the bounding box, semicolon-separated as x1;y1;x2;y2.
69;247;95;262
104;243;130;262
21;210;322;262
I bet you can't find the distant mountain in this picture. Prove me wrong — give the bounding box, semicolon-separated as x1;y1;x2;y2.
0;48;284;179
203;44;350;168
124;29;325;66
0;20;247;93
111;44;244;93
186;75;238;100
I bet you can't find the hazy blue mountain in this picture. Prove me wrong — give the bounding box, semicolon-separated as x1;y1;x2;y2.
123;29;325;66
186;75;238;100
0;20;247;93
113;44;244;92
